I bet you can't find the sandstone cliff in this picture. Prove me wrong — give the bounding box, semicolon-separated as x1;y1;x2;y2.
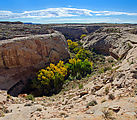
81;27;137;59
0;31;69;96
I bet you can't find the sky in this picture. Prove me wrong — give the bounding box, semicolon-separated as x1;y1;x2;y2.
0;0;137;24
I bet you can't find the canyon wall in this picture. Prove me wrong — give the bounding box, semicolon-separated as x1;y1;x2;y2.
81;27;137;59
52;25;101;40
0;31;69;96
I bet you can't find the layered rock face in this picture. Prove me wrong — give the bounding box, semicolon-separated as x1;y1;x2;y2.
0;31;69;96
52;25;101;40
81;27;136;59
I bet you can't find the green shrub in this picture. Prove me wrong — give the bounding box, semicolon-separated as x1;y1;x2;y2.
92;54;105;63
79;84;83;89
108;58;114;63
72;84;77;89
86;100;97;108
98;67;105;74
86;74;91;78
130;61;134;65
104;66;112;71
25;94;34;101
66;58;93;79
73;47;81;54
76;48;93;61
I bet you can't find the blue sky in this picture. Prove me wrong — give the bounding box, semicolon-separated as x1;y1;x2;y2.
0;0;137;24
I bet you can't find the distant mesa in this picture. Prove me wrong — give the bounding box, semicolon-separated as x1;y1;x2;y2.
0;21;42;25
0;21;23;24
24;22;41;25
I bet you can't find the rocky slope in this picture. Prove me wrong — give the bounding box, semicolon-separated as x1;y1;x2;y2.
0;30;69;96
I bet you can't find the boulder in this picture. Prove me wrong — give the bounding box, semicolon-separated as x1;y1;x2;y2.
0;31;69;96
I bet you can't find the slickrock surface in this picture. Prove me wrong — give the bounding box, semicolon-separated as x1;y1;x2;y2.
0;31;69;96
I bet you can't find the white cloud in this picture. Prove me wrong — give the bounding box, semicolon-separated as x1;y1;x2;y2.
0;11;13;18
0;7;137;19
95;11;137;16
41;18;123;23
